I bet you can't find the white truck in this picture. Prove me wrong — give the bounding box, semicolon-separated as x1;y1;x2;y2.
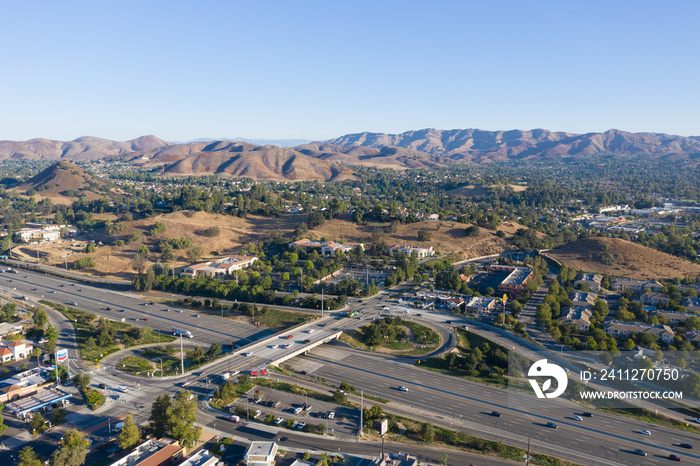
172;328;193;338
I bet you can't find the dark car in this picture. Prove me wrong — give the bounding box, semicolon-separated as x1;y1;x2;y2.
633;449;647;456
679;443;693;449
545;422;558;429
303;339;311;344
98;383;107;389
491;411;502;417
582;412;593;417
669;454;682;461
300;370;308;375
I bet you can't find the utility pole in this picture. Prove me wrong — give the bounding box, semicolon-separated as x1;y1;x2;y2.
359;390;364;436
526;436;531;465
321;286;324;318
180;334;184;375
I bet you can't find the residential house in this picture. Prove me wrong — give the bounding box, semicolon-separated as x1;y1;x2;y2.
611;279;663;294
244;441;278;466
651;310;696;327
574;273;603;292
445;298;464;310
178;450;219;466
388;244;435;258
682;297;700;313
426;213;440;221
684;330;700;346
569;291;596;308
180;255;258;278
557;307;593;332
603;321;675;344
640;292;669;307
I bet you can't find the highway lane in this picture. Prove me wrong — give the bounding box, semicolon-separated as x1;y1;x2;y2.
288;345;700;465
1;269;277;347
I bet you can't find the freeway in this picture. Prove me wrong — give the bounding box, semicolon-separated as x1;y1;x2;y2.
289;344;700;465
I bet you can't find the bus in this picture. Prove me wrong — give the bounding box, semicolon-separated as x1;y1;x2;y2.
347;310;358;318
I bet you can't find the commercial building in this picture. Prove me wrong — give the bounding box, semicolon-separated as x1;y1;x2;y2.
388;244;435;258
180;255;258;278
465;296;496;313
289;238;364;256
109;439;183;466
485;265;534;298
244;441;278;466
0;339;34;363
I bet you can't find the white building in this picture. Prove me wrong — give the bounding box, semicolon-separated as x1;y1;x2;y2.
611;279;663;294
15;228;61;242
180;255;258;278
557;307;593;332
289;238;364;256
574;273;603;292
244;441;278;466
603;321;674;344
388;244;434;258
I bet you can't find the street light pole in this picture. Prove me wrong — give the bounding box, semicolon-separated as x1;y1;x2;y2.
180;334;184;375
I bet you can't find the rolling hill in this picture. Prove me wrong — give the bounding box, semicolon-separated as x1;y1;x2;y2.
546;237;700;280
327;128;700;162
15;160;113;201
0;135;169;161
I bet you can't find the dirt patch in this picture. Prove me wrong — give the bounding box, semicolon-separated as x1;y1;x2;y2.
546;237;700;280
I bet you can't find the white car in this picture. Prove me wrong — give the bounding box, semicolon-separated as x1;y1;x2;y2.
296;422;306;430
242;352;253;357
285;343;294;349
695;418;700;423
253;410;261;418
398;386;409;392
274;417;284;425
306;329;315;333
572;415;583;421
294;407;303;414
271;344;279;349
328;411;335;419
640;430;651;436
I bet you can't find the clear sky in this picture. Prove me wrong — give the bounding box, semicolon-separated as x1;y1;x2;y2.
1;1;699;142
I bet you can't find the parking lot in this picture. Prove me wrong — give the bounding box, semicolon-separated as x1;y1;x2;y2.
226;386;359;437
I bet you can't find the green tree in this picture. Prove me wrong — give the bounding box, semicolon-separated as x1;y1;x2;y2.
149;394;172;438
419;422;435;442
187;246;204;263
169;390;202;447
119;414;141;450
83;243;96;254
45;324;59;342
32;306;49;329
189;346;205;364
0;402;7;436
19;446;44;466
207;342;222;358
49;428;89;466
439;454;449;466
30;412;46;433
136;245;150;256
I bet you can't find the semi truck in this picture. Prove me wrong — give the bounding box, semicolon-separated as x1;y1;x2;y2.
172;328;193;338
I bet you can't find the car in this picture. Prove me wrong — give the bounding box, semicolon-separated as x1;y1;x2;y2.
286;335;293;339
694;418;700;423
545;422;558;429
253;397;262;404
294;407;303;414
31;288;38;291
296;422;306;430
39;338;47;343
253;410;261;418
77;289;82;291
194;314;201;318
491;411;502;417
300;370;307;375
669;454;682;461
633;449;647;456
328;411;335;419
242;352;253;357
118;309;125;312
640;430;651;436
445;320;452;324
306;329;315;333
303;339;311;344
163;308;169;312
271;344;279;349
144;318;149;321
582;412;593;417
679;443;693;449
233;343;241;348
305;405;312;411
398;386;408;392
176;309;183;313
274;417;284;425
285;343;294;349
228;415;241;422
68;301;78;306
49;290;56;293
572;415;583;421
98;383;107;389
272;401;281;408
59;284;64;287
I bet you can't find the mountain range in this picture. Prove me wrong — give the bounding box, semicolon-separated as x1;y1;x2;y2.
2;128;699;181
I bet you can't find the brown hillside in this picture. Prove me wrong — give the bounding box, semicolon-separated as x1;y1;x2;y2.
546;237;700;280
14;161;112;203
0;135;170;161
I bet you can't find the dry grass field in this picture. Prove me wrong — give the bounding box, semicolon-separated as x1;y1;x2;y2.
546;237;700;280
25;211;522;279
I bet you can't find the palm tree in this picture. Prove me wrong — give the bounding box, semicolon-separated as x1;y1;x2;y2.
32;347;42;370
317;452;329;466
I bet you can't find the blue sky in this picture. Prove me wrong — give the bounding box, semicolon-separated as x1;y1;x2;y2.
1;1;698;142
